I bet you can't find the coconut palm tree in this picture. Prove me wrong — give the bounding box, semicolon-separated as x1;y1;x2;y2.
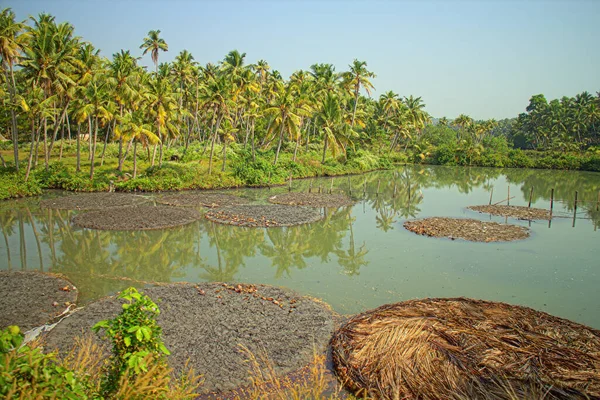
342;59;375;127
315;93;356;163
0;8;27;171
140;29;168;73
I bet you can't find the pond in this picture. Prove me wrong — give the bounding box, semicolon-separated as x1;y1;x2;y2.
1;165;599;328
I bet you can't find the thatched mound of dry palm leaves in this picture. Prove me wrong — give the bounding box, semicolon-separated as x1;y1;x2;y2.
268;192;355;208
404;217;530;242
40;192;148;210
331;298;600;400
205;205;322;227
156;192;250;208
469;205;551;220
72;206;201;230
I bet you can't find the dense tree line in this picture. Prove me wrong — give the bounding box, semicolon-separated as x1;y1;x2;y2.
1;8;599;197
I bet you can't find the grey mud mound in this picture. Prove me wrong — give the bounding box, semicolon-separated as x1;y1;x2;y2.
72;206;201;230
205;204;323;227
469;205;551;220
268;192;355;208
40;192;148;210
0;271;78;331
156;192;250;208
404;217;530;242
43;283;335;395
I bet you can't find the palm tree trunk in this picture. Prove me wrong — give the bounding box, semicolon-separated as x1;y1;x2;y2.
0;153;6;168
58;124;65;161
133;141;138;178
25;119;37;182
351;87;359;127
251;120;256;162
5;66;19;172
43;118;49;171
88;116;93;160
208;114;223;175
293;136;300;162
221;139;228;172
151;144;158;167
100;120;114;166
273;117;286;165
244;116;251;148
90;116;98;179
76;123;81;172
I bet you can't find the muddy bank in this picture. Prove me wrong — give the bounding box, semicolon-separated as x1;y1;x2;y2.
404;217;530;242
0;271;78;331
157;192;250;208
40;192;148;210
268;192;354;208
205;205;322;227
331;298;600;399
72;206;201;230
469;204;552;220
43;283;335;395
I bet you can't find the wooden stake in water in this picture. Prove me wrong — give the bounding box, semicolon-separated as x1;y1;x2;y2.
330;178;334;194
550;188;554;214
507;186;510;206
376;180;381;196
573;191;578;228
489;187;494;205
363;177;367;196
348;176;352;196
288;173;292;192
597;190;599;211
319;184;322;194
528;187;534;208
309;180;313;193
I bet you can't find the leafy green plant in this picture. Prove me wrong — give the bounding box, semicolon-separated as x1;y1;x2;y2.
93;287;170;396
0;326;92;399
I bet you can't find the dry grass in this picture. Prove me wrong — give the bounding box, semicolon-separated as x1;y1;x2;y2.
331;298;600;400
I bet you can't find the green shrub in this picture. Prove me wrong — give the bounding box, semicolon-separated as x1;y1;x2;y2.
93;287;170;396
0;173;42;200
0;326;92;399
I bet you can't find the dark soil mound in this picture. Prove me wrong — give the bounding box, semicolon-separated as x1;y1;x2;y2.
156;192;250;208
72;206;201;230
0;271;78;331
331;298;600;400
404;217;529;242
40;192;148;210
469;205;551;220
205;205;322;227
268;192;354;208
43;283;334;394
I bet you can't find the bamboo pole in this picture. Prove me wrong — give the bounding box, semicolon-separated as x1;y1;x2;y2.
528;187;534;208
596;191;599;211
550;188;554;214
507;186;510;206
309;180;312;193
573;191;578;228
489;187;494;205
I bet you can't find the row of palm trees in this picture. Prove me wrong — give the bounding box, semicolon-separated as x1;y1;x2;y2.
0;8;433;181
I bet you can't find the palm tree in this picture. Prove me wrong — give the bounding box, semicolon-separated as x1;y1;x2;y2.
263;82;311;165
201;74;232;174
316;93;355;163
342;59;375;127
140;29;168;73
0;8;27;171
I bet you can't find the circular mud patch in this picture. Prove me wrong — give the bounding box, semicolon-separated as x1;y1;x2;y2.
40;192;148;210
205;204;322;227
268;192;354;208
0;271;78;331
404;217;529;242
331;298;600;399
156;192;250;208
469;205;551;220
43;283;334;395
72;206;201;230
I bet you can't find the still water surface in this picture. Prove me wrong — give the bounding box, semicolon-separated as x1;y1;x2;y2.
1;166;599;327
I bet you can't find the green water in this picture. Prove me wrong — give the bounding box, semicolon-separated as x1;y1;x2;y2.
1;165;599;328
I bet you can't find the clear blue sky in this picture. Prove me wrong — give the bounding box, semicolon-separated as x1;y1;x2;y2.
6;0;600;120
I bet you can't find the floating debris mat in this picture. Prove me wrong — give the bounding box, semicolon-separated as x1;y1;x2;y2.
156;192;250;208
72;206;201;230
469;205;551;221
40;192;148;210
0;271;78;331
331;298;600;400
404;217;529;242
205;204;322;227
43;283;335;395
268;192;355;208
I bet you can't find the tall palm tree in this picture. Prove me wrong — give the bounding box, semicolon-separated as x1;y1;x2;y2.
316;93;355;163
0;8;27;171
342;59;375;127
140;29;168;73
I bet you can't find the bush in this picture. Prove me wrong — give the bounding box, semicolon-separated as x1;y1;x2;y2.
0;326;93;399
93;287;170;396
0;173;42;200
